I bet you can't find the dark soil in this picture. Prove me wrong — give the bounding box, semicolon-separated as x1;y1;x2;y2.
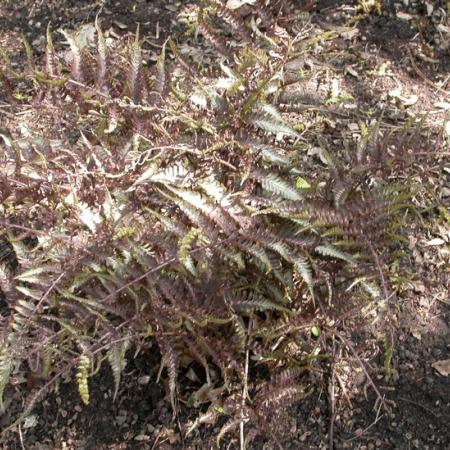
0;0;177;44
2;298;449;449
0;0;449;449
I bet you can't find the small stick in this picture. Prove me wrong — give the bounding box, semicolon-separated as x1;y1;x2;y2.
336;371;352;409
346;400;384;442
406;46;448;96
328;337;336;450
240;347;249;450
398;397;439;419
240;320;252;450
18;424;25;450
337;333;389;412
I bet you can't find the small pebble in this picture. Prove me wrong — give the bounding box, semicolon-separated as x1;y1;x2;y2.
138;375;151;385
134;434;150;441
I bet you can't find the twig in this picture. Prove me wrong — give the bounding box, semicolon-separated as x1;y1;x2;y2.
150;431;164;450
398;396;440;419
406;46;449;96
336;371;352;409
336;333;389;413
240;320;252;450
328;337;336;450
365;240;390;303
240;347;249;450
18;424;25;450
346;399;384;442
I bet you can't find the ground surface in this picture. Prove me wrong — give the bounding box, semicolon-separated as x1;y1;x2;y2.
0;0;449;449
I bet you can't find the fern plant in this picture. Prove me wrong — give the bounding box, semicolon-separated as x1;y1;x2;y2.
0;2;438;447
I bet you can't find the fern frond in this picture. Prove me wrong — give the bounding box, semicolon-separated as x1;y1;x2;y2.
254;0;274;32
316;145;342;175
157;336;178;413
178;227;209;276
250;115;299;139
168;38;194;74
21;34;35;73
293;254;314;296
14;266;49;283
259;385;305;410
227;290;290;314
232;314;247;351
0;347;13;412
149;164;190;186
95;17;109;95
215;63;243;93
0;235;18;273
107;340;129;401
254;171;302;201
129;26;142;104
76;355;91;405
60;29;84;83
154;38;168;98
45;23;58;78
347;277;381;300
198;177;235;211
237;47;269;69
251;143;291;167
315;244;357;266
361;280;382;299
217;417;242;449
216;2;252;43
198;9;232;58
263;281;290;305
170;187;237;234
240;242;272;273
165;194;218;238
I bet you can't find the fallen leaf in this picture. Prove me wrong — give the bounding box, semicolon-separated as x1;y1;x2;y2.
296;177;311;189
134;434;150;441
113;21;128;30
75;24;96;49
402;94;418;106
432;359;450;376
331;78;340;98
424;238;445;246
226;0;256;8
411;329;422;340
23;415;38;429
445;121;450;138
397;11;413;20
389;87;402;98
138;375;151;385
160;427;180;444
434;102;450;110
345;65;359;78
341;28;359;40
437;24;450;34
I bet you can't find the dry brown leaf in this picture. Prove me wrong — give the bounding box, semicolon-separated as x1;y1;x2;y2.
425;238;446;246
226;0;255;9
432;359;450;376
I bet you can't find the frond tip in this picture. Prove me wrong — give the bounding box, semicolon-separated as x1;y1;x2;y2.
107;340;129;402
0;349;13;413
255;171;303;201
76;355;91;405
